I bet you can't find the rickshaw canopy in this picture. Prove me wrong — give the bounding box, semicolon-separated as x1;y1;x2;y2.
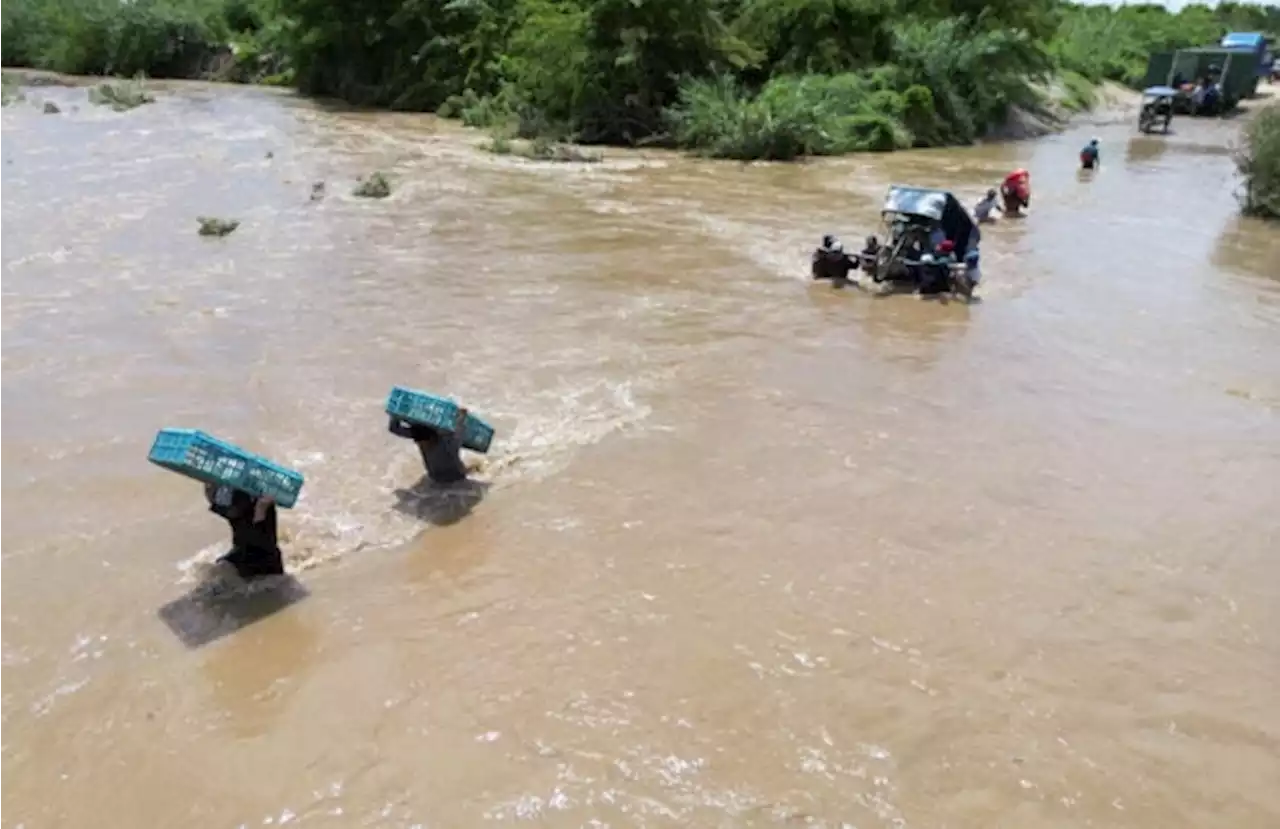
880;185;978;258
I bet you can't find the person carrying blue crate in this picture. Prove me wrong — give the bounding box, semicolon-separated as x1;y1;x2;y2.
389;405;471;484
205;483;283;579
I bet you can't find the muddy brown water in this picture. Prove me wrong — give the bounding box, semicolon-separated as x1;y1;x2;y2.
3;80;1279;828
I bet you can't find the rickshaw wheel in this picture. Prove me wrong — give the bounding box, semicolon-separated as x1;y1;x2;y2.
873;246;893;283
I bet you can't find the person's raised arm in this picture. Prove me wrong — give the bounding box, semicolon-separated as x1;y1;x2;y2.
253;495;274;524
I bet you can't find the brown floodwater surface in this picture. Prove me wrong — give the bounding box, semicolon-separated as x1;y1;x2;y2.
3;80;1279;828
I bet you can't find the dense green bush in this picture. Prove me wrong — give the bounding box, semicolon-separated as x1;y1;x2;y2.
668;74;912;160
1237;105;1280;219
2;0;233;77
666;15;1049;158
0;0;290;80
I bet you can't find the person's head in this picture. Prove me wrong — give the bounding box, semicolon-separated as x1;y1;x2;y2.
986;188;997;200
226;488;254;517
822;233;837;249
1090;138;1099;147
865;234;879;250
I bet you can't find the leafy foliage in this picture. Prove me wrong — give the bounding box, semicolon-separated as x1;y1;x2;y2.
1236;104;1280;219
2;0;232;77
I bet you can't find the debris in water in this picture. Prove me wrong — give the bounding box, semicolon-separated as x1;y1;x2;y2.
42;100;60;114
1;76;24;106
197;217;241;237
88;78;155;111
352;172;392;199
482;134;602;163
310;181;326;201
265;151;274;159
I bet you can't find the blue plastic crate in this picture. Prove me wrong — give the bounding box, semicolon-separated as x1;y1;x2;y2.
385;386;494;454
148;429;305;508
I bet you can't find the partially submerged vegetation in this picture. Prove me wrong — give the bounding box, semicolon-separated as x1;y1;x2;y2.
352;172;392;199
197;216;240;236
483;134;602;163
2;74;24;105
1236;105;1280;220
88;78;154;111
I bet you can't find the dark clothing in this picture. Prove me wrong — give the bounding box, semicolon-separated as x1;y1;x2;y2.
389;417;469;484
918;261;952;295
207;486;283;579
811;249;857;282
1080;145;1099;169
858;243;880;272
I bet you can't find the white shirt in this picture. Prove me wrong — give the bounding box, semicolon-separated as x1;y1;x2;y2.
974;196;997;221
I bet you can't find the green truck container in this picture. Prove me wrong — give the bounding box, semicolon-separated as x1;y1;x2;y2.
1143;47;1262;109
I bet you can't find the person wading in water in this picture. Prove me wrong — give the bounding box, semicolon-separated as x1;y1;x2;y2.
205;484;283;579
388;406;471;484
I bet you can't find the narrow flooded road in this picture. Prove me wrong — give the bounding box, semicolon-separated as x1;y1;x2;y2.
3;80;1279;828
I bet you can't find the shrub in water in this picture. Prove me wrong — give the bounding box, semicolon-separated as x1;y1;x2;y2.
197;216;240;236
88;78;155;111
353;172;392;199
667;73;911;160
2;75;24;106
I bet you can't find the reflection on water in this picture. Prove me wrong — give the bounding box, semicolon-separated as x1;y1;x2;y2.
1125;135;1170;166
157;573;311;648
3;78;1279;828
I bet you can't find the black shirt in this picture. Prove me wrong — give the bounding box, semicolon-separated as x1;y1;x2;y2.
208;487;278;553
389;417;469;484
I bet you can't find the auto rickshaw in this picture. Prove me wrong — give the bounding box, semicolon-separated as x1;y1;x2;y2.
861;185;979;298
1138;86;1176;134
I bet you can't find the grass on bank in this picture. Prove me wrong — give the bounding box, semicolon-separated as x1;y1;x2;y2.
1057;70;1098;113
1;73;24;105
1236;104;1280;220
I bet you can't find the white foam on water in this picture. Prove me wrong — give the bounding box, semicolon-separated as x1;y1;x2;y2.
173;374;654;579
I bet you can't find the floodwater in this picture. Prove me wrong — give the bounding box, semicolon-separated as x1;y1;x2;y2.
3;79;1279;828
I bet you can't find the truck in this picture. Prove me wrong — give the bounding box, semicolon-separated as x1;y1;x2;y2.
1142;46;1262;113
1220;32;1273;89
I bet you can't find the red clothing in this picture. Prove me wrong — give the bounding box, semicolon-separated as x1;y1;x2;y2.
1003;169;1031;201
